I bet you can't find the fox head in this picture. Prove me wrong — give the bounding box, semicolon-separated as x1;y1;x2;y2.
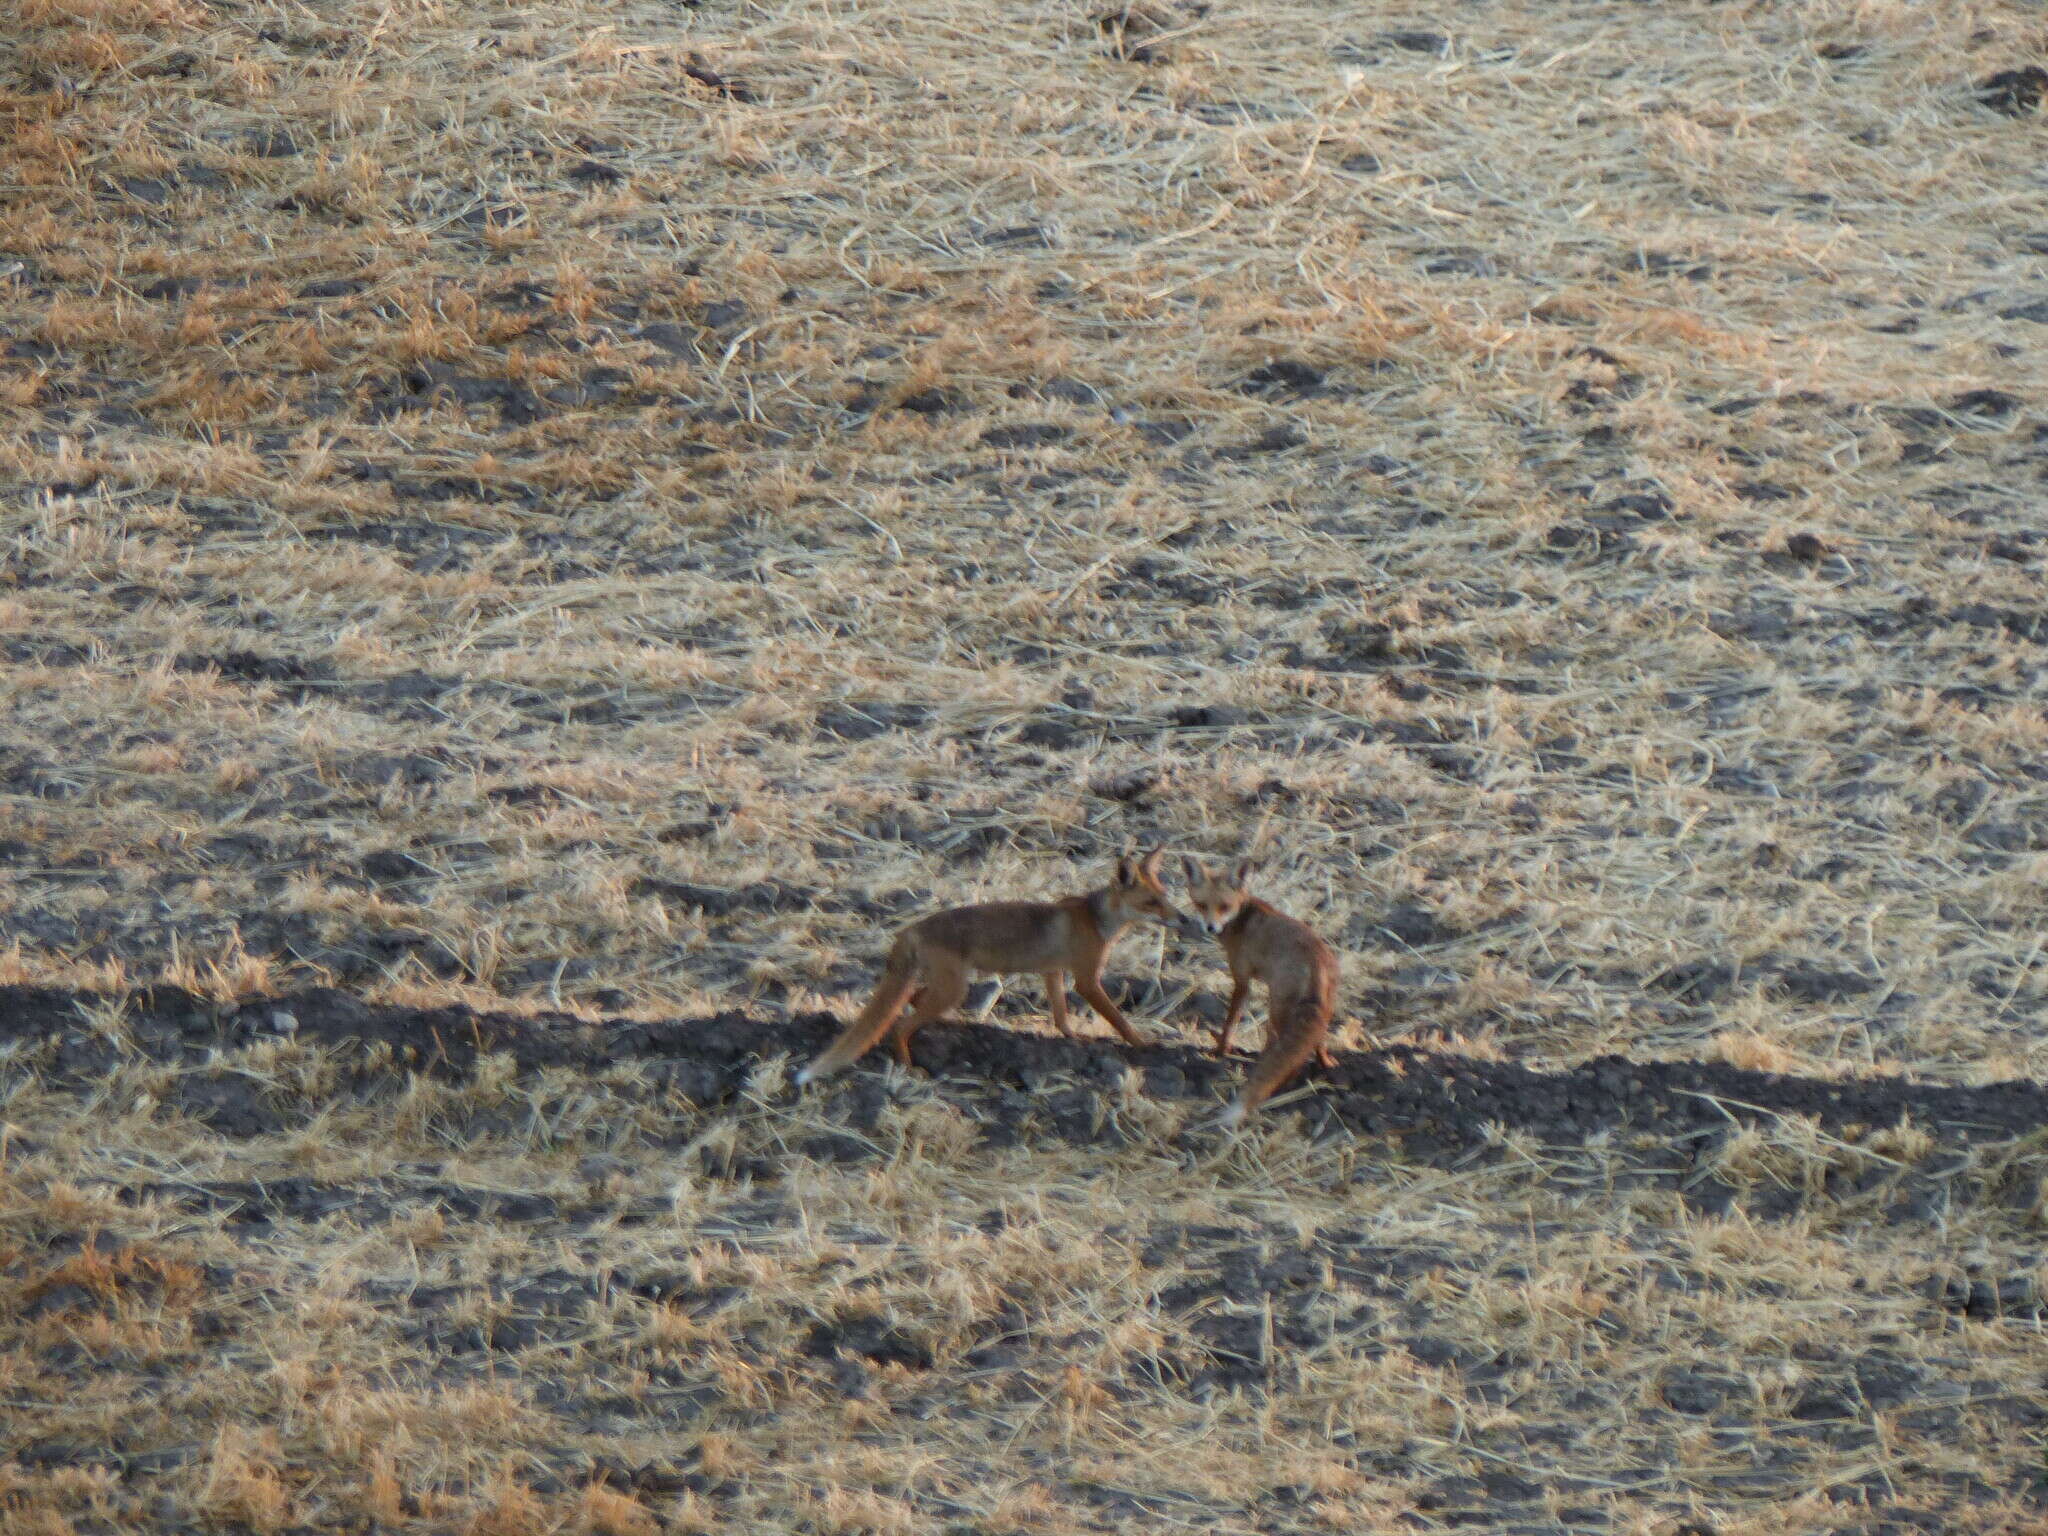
1180;857;1254;935
1110;847;1177;923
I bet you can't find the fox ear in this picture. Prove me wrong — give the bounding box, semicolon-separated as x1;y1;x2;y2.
1180;854;1204;885
1114;856;1135;885
1139;847;1165;878
1231;859;1255;888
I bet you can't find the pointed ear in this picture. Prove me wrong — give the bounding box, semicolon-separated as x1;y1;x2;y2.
1179;854;1204;885
1231;859;1255;889
1139;847;1165;879
1113;856;1134;886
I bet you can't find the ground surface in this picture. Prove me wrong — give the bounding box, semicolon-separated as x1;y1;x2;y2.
4;0;2048;1530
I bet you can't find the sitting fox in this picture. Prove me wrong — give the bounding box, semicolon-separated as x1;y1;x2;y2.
795;849;1178;1086
1180;858;1339;1128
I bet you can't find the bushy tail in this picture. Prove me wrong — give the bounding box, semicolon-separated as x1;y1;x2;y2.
796;938;918;1086
1218;1001;1331;1129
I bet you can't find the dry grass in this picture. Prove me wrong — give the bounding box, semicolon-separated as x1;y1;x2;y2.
2;0;2047;1527
0;0;2043;1080
4;1041;2048;1536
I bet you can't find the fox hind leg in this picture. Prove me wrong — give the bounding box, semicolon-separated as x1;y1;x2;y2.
888;958;969;1065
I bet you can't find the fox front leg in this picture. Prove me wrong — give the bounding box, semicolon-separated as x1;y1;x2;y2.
1074;972;1150;1049
1044;972;1077;1038
1213;975;1250;1056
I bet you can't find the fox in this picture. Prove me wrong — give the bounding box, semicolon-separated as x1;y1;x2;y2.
1180;858;1340;1129
794;848;1179;1086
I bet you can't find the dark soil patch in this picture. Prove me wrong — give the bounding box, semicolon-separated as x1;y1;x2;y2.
979;423;1071;451
4;986;2046;1163
1978;66;2048;116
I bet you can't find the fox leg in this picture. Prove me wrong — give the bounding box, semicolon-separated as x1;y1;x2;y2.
1213;976;1251;1056
796;942;919;1086
1075;973;1149;1049
1044;973;1076;1038
1218;1008;1330;1129
887;958;969;1065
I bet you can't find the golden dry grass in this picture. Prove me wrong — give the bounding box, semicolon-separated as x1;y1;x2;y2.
0;0;2042;1077
2;0;2047;1528
5;1036;2048;1536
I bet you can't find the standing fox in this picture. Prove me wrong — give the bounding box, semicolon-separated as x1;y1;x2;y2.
1181;858;1339;1129
794;849;1178;1086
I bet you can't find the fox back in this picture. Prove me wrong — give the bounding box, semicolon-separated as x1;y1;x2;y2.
914;900;1083;974
912;850;1176;974
794;849;1177;1085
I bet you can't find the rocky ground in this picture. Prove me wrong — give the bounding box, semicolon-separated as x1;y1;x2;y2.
4;0;2048;1529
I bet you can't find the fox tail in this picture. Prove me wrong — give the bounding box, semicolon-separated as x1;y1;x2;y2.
1216;1002;1331;1129
795;937;919;1086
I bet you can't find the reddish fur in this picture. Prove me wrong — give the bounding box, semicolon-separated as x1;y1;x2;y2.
798;852;1176;1084
1182;861;1340;1124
